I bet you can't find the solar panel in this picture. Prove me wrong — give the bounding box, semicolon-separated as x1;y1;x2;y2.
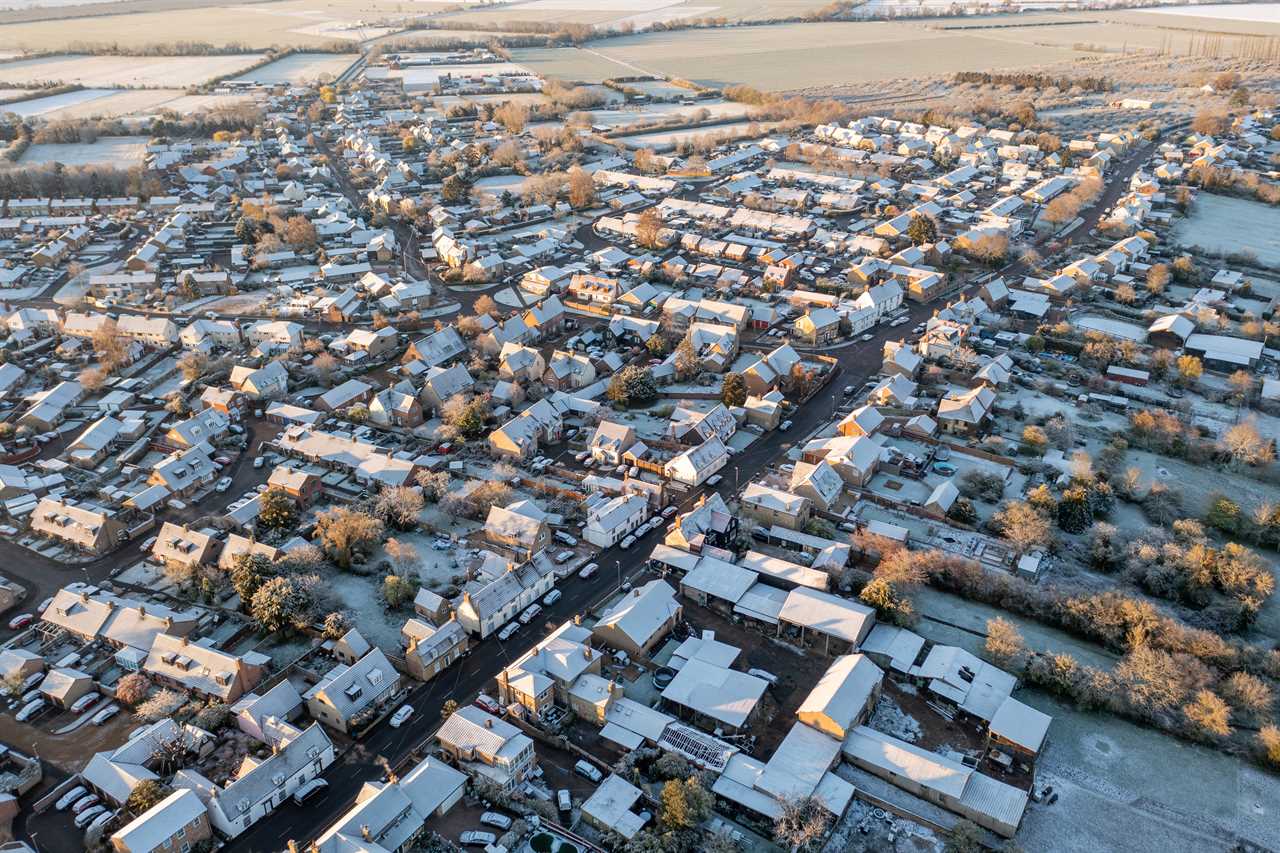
658;723;736;772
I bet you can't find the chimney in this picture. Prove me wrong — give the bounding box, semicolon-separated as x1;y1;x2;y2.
288;842;300;853
137;605;146;617
484;718;493;729
360;825;372;842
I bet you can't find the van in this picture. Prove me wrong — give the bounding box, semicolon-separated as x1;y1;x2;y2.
292;779;328;805
573;759;603;783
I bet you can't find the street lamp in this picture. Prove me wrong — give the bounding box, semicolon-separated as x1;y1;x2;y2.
615;559;622;591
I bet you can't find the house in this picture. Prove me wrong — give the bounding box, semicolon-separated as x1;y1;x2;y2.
803;434;881;487
741;343;802;395
668;404;736;446
435;705;537;791
150;523;219;571
266;466;321;506
455;561;555;639
794;307;841;344
882;341;922;379
182;723;336;839
987;695;1052;764
403;618;468;684
664;437;728;487
310;757;467;853
664;492;738;553
31;498;128;555
117;315;178;347
498;342;545;383
181;319;241;350
110;788;211;853
796;654;884;740
244;320;303;350
1183;333;1264;372
789;461;844;512
403;327;466;368
40;585;198;653
231;681;304;746
836;405;884;438
937;386;996;434
316;378;373;413
418;364;474;416
345;327;399;361
580;775;647;841
485;500;550;557
583;493;649;548
543;349;596;390
39;667;94;708
369;387;424;428
144;633;267;703
915;644;1017;724
592;580;682;658
778;587;875;655
230;361;289;400
589;421;638;466
496;621;602;717
305;648;401;734
1147;312;1194;348
741;483;811;530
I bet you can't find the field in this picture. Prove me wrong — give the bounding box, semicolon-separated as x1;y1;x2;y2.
432;0;840;29
512;22;1087;89
1172;193;1280;266
4;87;251;118
0;53;264;86
228;52;358;84
615;118;775;149
20;135;149;166
0;0;458;51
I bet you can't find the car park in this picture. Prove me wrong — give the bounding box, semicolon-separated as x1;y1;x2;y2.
390;705;414;728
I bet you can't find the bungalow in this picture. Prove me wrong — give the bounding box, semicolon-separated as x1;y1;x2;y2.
797;654;884;740
592;580;682;658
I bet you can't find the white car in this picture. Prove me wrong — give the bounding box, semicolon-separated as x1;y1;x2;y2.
480;812;513;831
859;333;874;342
74;806;107;829
578;563;598;579
56;786;87;811
390;705;414;728
543;590;562;606
662;505;678;519
497;622;520;641
460;831;496;847
518;604;542;625
87;810;117;833
70;692;100;713
15;699;43;722
779;420;793;431
215;476;233;493
91;705;119;725
574;759;603;782
253;456;265;469
619;534;636;550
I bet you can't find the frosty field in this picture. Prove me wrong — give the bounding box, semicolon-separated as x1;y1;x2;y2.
228;52;358;84
1172;193;1280;267
0;53;264;87
4;88;252;119
20;135;149;166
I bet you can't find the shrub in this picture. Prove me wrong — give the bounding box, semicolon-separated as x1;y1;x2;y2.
115;672;151;706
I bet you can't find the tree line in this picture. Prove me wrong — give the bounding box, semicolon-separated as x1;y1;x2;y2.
952;71;1112;93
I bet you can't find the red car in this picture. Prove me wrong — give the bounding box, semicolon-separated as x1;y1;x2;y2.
7;613;33;631
473;694;503;715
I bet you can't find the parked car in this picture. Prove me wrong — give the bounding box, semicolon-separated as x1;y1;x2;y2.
474;694;503;715
578;563;598;580
253;456;265;469
779;420;793;431
56;786;87;811
619;534;636;550
460;831;496;847
497;623;520;642
71;795;101;815
15;699;43;722
574;759;603;783
543;590;562;606
292;778;328;805
557;790;572;812
87;810;117;833
7;613;33;631
74;806;106;829
70;692;100;713
859;333;874;342
480;812;513;831
706;474;724;486
215;476;233;493
662;505;678;518
553;550;574;564
518;604;542;625
91;705;119;725
390;705;414;728
553;531;578;546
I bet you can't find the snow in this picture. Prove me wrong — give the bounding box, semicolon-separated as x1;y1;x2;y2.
1172;193;1280;267
1075;315;1145;341
869;694;922;743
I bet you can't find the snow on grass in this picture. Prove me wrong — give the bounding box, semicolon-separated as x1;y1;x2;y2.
869;694;922;743
21;135;148;167
1172;193;1280;267
1075;314;1146;341
228;52;358;84
0;54;266;87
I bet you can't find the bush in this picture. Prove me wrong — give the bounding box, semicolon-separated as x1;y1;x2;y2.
531;834;554;853
115;672;151;706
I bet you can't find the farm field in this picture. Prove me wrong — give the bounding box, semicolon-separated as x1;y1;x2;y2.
512;22;1087;89
228;52;358;84
614;118;775;148
20;135;149;166
0;53;264;87
434;0;838;29
0;0;457;50
374;61;533;88
1172;192;1280;267
4;87;252;119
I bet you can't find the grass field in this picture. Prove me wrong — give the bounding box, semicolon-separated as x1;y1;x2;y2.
433;0;837;29
7;88;252;118
512;22;1087;88
228;51;357;84
0;53;264;86
21;135;149;166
